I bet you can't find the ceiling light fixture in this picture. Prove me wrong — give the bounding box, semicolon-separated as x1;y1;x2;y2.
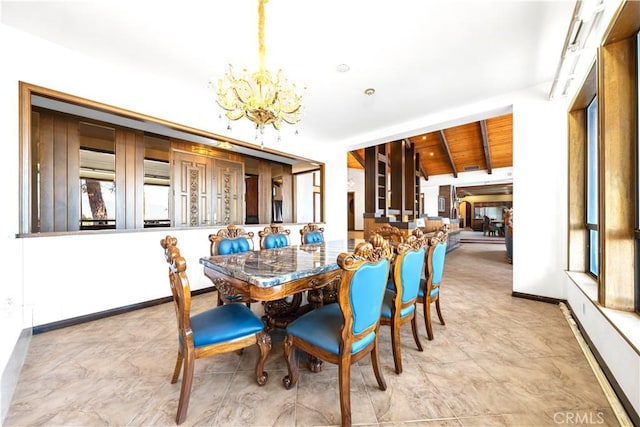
364;88;375;96
214;0;304;146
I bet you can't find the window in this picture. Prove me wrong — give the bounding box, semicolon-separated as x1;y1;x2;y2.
79;122;116;230
143;135;171;228
21;84;324;234
586;96;598;277
143;159;170;228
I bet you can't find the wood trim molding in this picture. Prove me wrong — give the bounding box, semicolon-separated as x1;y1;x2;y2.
598;36;637;309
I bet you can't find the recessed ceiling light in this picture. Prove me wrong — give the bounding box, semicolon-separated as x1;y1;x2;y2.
429;152;434;156
364;88;375;96
336;64;350;72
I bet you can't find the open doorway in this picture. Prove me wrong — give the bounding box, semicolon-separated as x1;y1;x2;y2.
347;192;355;231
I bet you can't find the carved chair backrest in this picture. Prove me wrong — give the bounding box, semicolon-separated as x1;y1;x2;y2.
336;233;392;354
209;224;255;255
259;224;291;249
373;224;405;246
300;223;325;244
160;236;192;343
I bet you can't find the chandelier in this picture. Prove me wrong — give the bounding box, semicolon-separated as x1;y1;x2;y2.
215;0;304;142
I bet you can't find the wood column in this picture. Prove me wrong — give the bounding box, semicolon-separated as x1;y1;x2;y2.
598;36;636;309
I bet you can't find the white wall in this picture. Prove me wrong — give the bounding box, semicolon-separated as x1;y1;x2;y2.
424;186;439;217
512;95;568;299
295;173;314;223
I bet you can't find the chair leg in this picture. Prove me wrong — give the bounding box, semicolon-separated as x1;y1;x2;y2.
171;351;183;383
175;350;195;425
423;300;434;341
338;359;352;427
282;335;299;390
410;315;423;352
371;337;387;391
390;320;402;374
435;298;445;325
255;331;271;386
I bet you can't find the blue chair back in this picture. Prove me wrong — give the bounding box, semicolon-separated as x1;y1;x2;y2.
217;237;252;254
398;247;426;304
349;259;390;334
300;223;324;244
209;224;255;256
260;225;291;249
430;242;447;286
264;234;289;248
303;231;323;244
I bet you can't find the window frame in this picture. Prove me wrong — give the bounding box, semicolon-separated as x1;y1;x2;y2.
586;95;599;278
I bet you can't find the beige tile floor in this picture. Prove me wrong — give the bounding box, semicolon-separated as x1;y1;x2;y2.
5;243;623;426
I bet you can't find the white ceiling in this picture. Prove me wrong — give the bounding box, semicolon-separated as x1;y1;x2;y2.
1;0;576;148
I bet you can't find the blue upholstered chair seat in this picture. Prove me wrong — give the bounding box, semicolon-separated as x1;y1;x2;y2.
286;303;375;355
190;303;265;348
217;237;251;255
380;289;415;319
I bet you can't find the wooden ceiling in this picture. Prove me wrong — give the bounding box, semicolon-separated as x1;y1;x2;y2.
348;113;513;196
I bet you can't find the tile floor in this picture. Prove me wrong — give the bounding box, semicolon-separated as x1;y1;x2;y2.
5;243;623;426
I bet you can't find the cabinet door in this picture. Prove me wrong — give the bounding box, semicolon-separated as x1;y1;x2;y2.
173;151;213;227
214;159;244;225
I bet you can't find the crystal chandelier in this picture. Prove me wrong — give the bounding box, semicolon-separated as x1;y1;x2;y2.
215;0;304;142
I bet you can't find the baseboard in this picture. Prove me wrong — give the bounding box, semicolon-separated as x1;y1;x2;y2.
1;328;31;424
511;291;563;305
565;303;640;426
33;286;216;334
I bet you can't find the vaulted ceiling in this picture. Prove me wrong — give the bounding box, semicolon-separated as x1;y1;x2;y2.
348;113;513;196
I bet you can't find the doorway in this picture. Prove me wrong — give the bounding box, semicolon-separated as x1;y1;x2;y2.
462;200;472;229
245;174;258;224
347;192;355;231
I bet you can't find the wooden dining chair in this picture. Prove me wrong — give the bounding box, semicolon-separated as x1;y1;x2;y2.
379;233;426;374
282;234;392;427
259;224;291;249
209;224;255;306
300;223;324;244
417;227;448;340
160;236;271;425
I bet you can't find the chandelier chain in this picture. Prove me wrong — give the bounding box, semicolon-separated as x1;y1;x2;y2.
258;0;265;73
214;0;304;139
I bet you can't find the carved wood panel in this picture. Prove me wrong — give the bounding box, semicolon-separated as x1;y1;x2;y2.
173;151;212;227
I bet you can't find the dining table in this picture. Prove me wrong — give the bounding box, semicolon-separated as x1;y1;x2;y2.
199;239;357;331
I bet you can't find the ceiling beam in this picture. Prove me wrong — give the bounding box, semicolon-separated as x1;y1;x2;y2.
420;164;429;180
349;150;365;168
479;120;493;174
438;130;458;178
